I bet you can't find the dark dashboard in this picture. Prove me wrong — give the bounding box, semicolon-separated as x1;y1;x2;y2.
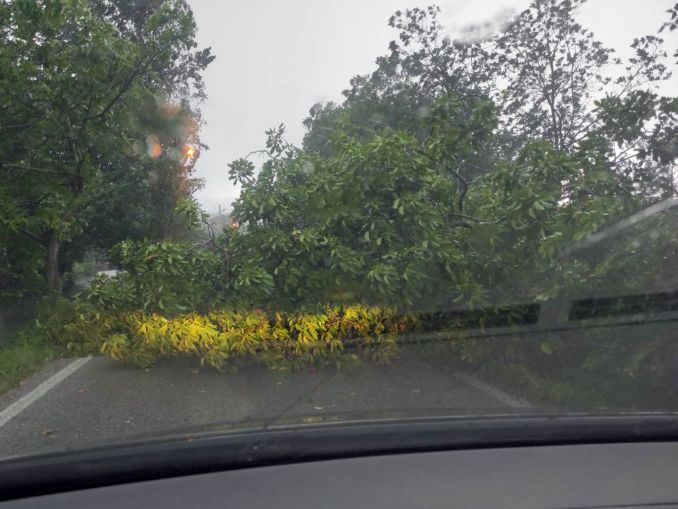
2;441;678;508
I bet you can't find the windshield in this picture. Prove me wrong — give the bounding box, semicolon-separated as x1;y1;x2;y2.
1;0;677;460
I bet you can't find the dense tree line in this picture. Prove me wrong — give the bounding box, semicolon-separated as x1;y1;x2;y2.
0;0;213;298
2;0;677;318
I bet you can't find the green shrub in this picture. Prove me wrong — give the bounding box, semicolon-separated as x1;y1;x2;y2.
87;240;223;315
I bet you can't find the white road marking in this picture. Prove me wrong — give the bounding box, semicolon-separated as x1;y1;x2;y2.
0;356;92;428
455;372;532;408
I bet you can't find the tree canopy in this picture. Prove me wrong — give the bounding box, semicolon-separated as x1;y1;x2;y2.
224;0;677;311
2;0;676;318
0;0;213;296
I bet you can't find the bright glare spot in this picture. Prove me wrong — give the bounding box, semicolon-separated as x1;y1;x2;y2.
148;143;162;159
146;134;162;159
184;145;196;159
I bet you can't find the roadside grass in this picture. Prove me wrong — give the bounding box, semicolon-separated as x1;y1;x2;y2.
0;329;61;396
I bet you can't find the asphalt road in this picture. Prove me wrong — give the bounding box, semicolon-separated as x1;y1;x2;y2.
0;351;530;459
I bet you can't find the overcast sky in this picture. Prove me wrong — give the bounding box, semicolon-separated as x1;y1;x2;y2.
188;0;677;213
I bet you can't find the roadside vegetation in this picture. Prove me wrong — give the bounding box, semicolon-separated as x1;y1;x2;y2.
43;305;416;370
0;328;60;395
1;0;677;408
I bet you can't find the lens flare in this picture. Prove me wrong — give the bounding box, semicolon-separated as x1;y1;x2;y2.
146;134;162;159
184;145;196;159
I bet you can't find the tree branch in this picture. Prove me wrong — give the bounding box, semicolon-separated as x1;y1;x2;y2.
16;226;44;245
412;147;469;211
3;163;72;180
86;51;157;122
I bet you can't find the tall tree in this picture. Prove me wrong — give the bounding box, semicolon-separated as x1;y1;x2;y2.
493;0;614;151
305;0;676;203
0;0;213;295
495;0;675;200
304;6;492;156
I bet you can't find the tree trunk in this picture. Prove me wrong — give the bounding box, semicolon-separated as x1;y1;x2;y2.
45;233;61;293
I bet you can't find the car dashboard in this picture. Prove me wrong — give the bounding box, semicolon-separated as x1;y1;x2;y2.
2;441;678;509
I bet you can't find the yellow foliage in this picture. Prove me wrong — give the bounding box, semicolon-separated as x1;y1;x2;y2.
68;305;417;371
